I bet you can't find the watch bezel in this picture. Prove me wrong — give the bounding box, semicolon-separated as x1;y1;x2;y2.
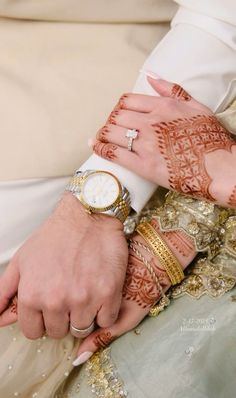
78;170;123;212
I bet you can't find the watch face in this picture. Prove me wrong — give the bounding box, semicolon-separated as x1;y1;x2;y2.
81;172;120;209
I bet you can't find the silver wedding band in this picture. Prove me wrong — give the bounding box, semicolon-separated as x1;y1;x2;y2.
126;129;139;151
70;320;95;338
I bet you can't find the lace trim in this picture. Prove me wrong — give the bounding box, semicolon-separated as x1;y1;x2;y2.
153;191;233;258
171;257;236;299
86;348;128;398
224;216;236;257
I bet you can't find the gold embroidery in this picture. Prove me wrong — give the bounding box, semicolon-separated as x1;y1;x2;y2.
171;257;236;299
153;191;233;258
125;190;236;303
86;348;128;398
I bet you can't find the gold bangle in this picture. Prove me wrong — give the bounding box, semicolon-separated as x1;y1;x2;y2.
136;222;184;285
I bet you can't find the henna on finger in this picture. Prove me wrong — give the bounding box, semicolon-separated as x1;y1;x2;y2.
228;185;236;208
93;330;115;349
93;141;118;160
118;94;129;110
9;295;18;314
107;109;119;125
171;84;192;102
96;126;110;143
152;115;236;200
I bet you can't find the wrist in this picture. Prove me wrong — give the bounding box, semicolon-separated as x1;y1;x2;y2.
55;192;124;229
205;145;236;207
132;220;196;288
55;191;90;221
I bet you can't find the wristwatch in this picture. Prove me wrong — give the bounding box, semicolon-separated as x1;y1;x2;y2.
66;170;131;223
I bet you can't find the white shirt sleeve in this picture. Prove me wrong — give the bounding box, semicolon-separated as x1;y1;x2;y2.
79;5;236;213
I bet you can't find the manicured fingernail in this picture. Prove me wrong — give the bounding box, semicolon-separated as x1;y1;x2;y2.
139;69;161;80
72;351;93;366
88;138;95;147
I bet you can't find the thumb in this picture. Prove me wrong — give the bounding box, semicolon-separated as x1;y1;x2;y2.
0;259;19;316
146;74;210;112
146;74;192;102
72;305;140;367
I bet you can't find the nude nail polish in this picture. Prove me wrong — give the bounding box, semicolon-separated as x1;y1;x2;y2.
139;69;162;80
87;138;95;147
72;351;93;366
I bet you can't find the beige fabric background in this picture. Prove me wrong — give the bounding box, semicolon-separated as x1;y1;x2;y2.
0;0;176;181
0;0;175;22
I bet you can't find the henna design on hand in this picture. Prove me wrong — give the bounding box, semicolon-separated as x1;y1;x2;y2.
152;115;235;201
93;142;118;160
171;84;192;101
162;231;194;258
93;330;115;349
9;295;18;314
122;253;163;308
118;94;129;109
228;185;236;208
150;218;194;258
107;110;119;125
96;126;109;143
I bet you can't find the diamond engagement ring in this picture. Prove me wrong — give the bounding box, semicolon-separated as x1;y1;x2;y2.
126;129;139;151
70;320;95;338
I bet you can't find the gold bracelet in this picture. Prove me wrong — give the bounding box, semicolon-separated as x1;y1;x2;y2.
129;240;164;295
129;240;170;317
136;222;184;285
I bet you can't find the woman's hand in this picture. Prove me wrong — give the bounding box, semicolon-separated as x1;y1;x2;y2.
92;76;236;207
72;218;196;366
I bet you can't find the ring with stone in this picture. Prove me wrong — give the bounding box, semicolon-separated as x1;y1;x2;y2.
125;129;139;151
70;320;95;338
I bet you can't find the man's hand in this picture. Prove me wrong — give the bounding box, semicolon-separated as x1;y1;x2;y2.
0;192;128;339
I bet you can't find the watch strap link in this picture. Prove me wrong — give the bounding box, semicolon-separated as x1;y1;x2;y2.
105;188;131;223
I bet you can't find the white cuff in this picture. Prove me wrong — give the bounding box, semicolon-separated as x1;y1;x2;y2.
79;154;156;213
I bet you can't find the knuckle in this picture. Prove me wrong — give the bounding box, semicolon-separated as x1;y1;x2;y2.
101;285;116;299
44;298;63;313
147;114;159;126
138;120;149;131
143;138;155;153
70;289;90;306
19;294;35;309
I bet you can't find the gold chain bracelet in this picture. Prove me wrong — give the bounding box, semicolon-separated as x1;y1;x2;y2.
136;222;184;285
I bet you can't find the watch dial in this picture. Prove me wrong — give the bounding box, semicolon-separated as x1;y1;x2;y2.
81;172;120;209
